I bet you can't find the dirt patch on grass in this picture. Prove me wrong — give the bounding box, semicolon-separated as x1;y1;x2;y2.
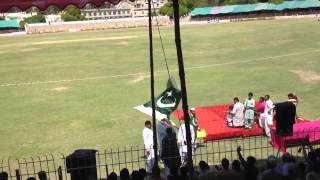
130;74;149;83
291;70;320;83
117;41;129;46
20;48;40;52
49;87;69;92
32;36;137;45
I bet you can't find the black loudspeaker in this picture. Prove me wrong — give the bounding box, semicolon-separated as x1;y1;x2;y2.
66;149;97;180
275;101;296;137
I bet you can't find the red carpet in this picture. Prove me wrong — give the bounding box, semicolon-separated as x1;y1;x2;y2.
173;105;311;143
173;105;264;142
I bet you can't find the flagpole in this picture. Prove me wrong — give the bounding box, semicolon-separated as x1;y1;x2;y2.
148;0;159;170
172;0;194;174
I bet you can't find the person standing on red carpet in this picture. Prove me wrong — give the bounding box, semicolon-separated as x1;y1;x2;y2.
255;97;266;127
227;97;245;127
142;120;154;173
263;95;274;138
244;92;255;129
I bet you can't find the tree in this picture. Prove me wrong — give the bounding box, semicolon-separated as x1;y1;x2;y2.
24;14;46;24
268;0;283;4
61;5;85;21
45;6;60;15
159;0;192;17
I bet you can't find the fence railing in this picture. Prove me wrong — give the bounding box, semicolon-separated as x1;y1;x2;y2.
1;130;320;180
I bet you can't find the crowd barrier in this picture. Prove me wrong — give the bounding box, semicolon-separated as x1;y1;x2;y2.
1;128;320;180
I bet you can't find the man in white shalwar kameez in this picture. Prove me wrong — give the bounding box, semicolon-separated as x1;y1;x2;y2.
227;97;245;127
178;119;195;164
263;95;274;138
143;120;154;173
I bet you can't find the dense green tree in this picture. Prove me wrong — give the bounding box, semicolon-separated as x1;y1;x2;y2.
24;14;46;24
45;6;60;15
159;0;194;17
61;5;85;21
268;0;283;4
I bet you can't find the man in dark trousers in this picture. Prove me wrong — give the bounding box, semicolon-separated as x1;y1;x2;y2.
161;127;181;177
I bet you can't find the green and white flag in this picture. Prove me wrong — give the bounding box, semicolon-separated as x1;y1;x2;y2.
134;86;182;121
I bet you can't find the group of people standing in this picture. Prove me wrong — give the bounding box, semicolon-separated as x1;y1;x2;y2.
227;92;298;137
142;109;198;176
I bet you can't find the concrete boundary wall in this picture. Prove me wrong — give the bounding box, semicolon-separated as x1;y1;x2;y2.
25;17;170;34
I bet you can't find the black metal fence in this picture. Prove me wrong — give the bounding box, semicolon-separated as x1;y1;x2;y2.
1;133;319;180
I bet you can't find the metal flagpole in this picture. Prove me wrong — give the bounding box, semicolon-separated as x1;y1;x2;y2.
148;0;159;170
172;0;194;174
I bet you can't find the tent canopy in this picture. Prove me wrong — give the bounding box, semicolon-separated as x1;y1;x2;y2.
0;20;20;28
192;0;320;16
0;0;131;12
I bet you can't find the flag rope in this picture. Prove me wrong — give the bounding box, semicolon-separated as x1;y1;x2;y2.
151;0;171;78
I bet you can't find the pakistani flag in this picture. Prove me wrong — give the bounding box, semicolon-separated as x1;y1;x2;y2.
134;87;182;121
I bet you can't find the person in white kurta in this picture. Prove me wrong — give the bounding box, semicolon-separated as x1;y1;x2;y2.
143;120;154;173
263;95;274;137
228;97;245;127
178;120;195;164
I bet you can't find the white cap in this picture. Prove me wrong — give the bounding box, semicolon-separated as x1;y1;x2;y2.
190;108;196;111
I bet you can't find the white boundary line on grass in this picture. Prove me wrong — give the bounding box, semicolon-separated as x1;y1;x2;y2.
0;49;319;87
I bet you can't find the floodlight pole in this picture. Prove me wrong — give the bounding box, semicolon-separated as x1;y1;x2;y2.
148;0;159;170
172;0;194;174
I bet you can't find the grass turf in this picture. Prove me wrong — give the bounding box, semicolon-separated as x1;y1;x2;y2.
0;18;319;158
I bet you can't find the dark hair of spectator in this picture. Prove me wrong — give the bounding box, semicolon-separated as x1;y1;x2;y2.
221;158;230;170
234;97;239;102
120;168;130;180
131;170;140;180
138;168;146;179
107;172;118;180
38;171;47;180
199;160;210;171
0;172;8;180
247;156;256;166
248;92;253;96
232;160;241;171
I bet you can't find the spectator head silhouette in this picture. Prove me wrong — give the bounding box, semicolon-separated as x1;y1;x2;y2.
131;170;140;180
120;168;130;180
282;152;291;163
267;155;277;169
107;172;117;180
199;160;210;171
232;160;241;171
0;172;8;180
138;168;146;179
247;156;256;166
27;177;36;180
221;158;230;170
38;171;47;180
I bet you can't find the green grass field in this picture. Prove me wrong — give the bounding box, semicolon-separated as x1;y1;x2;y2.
0;18;319;158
